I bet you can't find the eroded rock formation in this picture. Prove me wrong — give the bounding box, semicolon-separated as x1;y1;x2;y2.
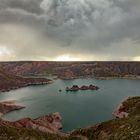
0;100;63;134
66;85;99;91
2;112;63;134
1;61;140;79
0;100;25;118
113;103;129;118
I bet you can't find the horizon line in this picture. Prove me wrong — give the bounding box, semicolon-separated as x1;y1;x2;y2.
0;60;140;63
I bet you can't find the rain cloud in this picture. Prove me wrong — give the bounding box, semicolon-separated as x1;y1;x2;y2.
0;0;140;61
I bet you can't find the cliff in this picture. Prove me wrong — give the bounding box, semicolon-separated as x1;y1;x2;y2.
1;61;140;79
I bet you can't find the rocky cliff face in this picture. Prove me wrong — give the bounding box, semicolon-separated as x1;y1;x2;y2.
1;112;63;134
1;61;140;79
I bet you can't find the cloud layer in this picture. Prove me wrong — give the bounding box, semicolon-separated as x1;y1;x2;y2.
0;0;140;61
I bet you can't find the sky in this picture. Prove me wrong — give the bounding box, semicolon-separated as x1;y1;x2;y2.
0;0;140;61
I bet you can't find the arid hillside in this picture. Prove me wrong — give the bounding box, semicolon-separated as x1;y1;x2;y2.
0;66;52;92
0;61;140;79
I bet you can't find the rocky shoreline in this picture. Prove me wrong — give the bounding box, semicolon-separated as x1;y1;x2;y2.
0;100;25;118
0;97;140;139
0;79;53;93
0;66;53;94
113;102;129;118
0;112;63;135
0;100;64;135
95;75;140;80
59;75;140;81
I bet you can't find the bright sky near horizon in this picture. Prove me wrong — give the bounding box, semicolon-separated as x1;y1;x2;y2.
0;0;140;61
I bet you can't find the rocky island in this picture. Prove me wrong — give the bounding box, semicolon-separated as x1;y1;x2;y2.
66;85;99;91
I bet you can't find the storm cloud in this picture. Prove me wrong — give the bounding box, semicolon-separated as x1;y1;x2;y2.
0;0;140;61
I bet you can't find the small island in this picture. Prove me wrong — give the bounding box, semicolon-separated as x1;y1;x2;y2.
66;84;99;91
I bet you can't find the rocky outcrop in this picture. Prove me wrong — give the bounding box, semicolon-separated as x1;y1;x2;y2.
66;85;99;91
0;100;25;118
0;100;63;134
4;112;63;134
113;96;140;119
58;70;76;80
113;103;128;118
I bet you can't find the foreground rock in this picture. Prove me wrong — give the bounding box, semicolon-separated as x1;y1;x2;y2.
0;101;62;134
0;100;25;118
1;112;63;134
113;103;129;118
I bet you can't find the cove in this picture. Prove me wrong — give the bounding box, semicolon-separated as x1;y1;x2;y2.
0;78;140;132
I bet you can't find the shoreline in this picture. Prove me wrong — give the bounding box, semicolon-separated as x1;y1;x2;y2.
0;100;26;119
59;76;140;80
95;76;140;80
0;75;139;94
0;80;53;94
0;96;139;139
56;74;140;80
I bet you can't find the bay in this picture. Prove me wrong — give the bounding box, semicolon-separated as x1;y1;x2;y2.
0;78;140;132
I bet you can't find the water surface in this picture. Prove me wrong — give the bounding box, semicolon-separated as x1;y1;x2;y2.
0;78;140;131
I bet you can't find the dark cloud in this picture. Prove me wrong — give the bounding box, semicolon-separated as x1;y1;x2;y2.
0;0;43;14
0;0;140;61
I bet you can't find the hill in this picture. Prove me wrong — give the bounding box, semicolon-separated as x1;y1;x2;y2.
0;66;52;92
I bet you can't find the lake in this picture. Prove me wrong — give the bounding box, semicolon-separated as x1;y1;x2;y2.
0;78;140;132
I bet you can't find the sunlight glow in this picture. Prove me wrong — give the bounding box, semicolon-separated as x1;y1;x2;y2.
0;45;15;61
54;54;81;61
133;56;140;61
0;46;10;56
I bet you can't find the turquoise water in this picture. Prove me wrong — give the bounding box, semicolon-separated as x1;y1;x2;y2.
0;78;140;132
